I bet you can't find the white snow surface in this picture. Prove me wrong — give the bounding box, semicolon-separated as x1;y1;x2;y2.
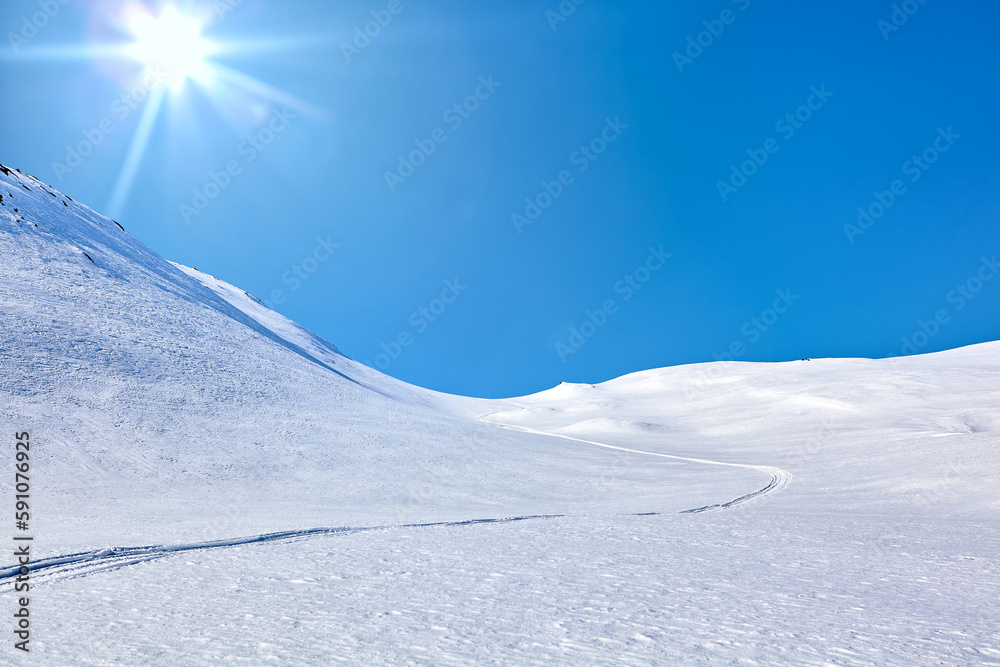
0;164;998;665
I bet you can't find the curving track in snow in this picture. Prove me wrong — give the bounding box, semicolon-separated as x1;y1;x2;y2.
477;406;792;515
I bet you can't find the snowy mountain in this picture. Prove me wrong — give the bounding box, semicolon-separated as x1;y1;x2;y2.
1;163;998;665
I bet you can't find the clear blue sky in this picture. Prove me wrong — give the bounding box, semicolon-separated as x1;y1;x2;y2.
2;0;998;398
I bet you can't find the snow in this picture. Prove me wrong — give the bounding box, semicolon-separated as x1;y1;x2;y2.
1;163;998;664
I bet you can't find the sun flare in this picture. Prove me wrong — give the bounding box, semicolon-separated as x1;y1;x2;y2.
125;7;211;86
12;2;324;217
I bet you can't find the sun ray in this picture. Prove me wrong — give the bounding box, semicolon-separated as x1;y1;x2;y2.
106;83;167;218
206;35;336;56
202;61;328;119
0;43;133;61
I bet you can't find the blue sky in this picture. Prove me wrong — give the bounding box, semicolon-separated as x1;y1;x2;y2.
1;0;998;398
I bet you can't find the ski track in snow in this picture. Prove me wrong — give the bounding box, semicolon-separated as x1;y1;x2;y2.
2;409;790;587
0;517;568;588
477;404;792;514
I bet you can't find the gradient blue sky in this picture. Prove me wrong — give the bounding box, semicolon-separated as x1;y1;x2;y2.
2;0;998;398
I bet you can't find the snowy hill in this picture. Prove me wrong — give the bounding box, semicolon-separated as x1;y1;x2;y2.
1;163;998;665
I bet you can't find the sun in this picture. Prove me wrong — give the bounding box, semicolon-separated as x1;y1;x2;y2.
125;6;212;87
10;2;324;218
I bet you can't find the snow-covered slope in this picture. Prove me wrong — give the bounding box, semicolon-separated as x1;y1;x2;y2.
1;164;998;665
